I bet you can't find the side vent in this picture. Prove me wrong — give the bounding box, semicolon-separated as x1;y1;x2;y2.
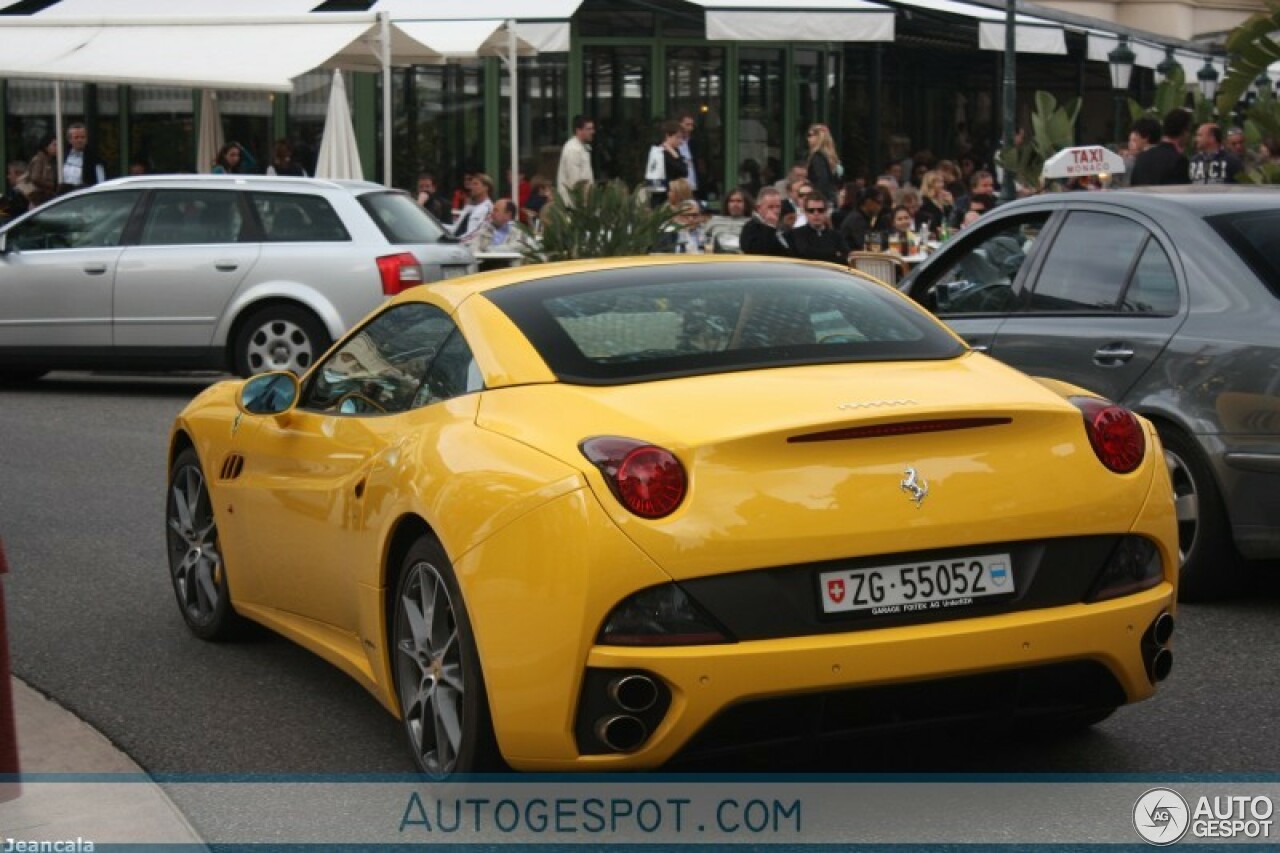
219;453;245;481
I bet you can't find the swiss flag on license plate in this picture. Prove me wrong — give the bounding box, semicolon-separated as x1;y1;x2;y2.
827;578;845;603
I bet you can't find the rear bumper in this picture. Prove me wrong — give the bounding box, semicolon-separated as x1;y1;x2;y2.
508;586;1173;770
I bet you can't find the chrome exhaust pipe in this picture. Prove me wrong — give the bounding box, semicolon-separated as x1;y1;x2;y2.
1152;612;1175;647
1150;648;1173;682
608;674;658;713
595;715;648;752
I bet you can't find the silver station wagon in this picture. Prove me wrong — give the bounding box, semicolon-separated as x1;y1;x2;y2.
0;175;475;378
901;186;1280;601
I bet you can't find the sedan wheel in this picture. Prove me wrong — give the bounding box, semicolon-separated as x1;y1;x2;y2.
393;537;502;777
1159;426;1243;601
233;306;330;377
166;448;238;640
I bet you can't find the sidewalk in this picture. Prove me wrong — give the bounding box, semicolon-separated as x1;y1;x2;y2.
0;677;205;846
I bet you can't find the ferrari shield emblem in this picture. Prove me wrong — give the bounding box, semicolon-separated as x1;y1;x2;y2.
827;578;845;604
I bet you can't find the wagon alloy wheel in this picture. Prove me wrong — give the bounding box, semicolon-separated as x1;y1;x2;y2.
392;537;502;777
166;448;238;639
233;305;330;377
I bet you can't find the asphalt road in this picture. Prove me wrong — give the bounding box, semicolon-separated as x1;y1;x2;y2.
3;372;1279;776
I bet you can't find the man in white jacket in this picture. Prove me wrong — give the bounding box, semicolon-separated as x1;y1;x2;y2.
556;115;596;204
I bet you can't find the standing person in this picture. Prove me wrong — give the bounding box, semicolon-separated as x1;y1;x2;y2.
266;139;307;177
1;161;33;224
738;187;791;257
415;172;452;224
805;124;841;205
1189;122;1244;185
644;120;687;208
1129;108;1191;187
556;115;595;203
26;134;58;206
59;122;105;193
212;142;251;175
452;173;495;243
676;111;699;199
1224;127;1256;169
789;193;850;265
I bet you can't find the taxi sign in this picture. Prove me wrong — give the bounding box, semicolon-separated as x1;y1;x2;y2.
1042;145;1126;179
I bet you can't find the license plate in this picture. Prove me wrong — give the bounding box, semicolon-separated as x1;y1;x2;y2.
819;553;1014;616
441;264;471;279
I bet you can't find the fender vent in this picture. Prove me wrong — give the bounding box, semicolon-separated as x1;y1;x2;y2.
220;453;245;481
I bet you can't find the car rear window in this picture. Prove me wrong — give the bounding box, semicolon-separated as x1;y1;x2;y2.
359;190;448;244
485;262;965;385
1206;210;1280;298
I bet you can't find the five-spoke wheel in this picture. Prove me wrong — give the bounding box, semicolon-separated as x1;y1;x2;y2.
166;448;238;639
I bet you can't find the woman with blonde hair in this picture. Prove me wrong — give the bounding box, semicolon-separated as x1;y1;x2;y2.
916;170;953;233
805;124;841;204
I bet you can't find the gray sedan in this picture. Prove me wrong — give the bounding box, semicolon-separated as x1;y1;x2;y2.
902;186;1280;600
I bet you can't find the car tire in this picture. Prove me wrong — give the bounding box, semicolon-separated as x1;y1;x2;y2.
1158;425;1245;602
392;535;505;777
166;448;241;641
233;305;331;377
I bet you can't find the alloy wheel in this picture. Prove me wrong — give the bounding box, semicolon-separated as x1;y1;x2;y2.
396;561;466;777
1164;446;1200;564
167;464;223;625
244;318;316;374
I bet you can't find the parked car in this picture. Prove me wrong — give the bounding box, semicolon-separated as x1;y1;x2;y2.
166;256;1177;776
0;175;475;378
901;186;1280;600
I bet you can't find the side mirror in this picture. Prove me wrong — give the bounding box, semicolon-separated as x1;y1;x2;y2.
237;371;300;417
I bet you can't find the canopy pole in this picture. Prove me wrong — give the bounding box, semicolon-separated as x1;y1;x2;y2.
380;11;392;187
507;20;519;213
54;83;63;182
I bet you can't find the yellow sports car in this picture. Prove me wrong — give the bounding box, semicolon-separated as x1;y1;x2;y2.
166;256;1177;775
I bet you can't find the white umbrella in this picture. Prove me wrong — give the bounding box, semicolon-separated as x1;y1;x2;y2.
196;89;224;174
314;69;363;181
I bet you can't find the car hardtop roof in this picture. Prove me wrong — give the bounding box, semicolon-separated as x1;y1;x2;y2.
1004;184;1280;218
96;174;392;195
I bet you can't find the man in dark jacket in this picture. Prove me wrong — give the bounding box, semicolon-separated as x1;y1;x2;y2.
58;122;105;194
1189;122;1243;184
1129;108;1191;186
838;186;888;251
790;193;850;265
739;187;792;256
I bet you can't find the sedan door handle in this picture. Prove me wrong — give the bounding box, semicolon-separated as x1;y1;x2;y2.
214;261;239;272
83;263;107;275
1093;344;1135;365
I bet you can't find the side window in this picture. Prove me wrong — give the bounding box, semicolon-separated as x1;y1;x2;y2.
1027;212;1146;311
251;192;351;242
1121;239;1180;314
301;303;480;415
139;190;244;246
7;190;142;251
911;212;1049;315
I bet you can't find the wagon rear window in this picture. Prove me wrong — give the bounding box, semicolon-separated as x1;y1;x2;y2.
485;262;964;384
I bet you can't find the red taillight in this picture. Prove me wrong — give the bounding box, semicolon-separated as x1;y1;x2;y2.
376;252;424;295
1071;396;1145;473
580;437;687;519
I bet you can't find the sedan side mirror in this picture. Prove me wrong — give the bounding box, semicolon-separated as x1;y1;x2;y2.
237;371;300;417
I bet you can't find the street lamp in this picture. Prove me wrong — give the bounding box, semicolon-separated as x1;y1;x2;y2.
1155;47;1178;85
1197;56;1219;102
1108;37;1136;143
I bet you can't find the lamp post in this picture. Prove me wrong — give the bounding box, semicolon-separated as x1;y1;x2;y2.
1197;56;1219;102
1001;0;1017;202
1108;36;1136;144
1155;47;1178;86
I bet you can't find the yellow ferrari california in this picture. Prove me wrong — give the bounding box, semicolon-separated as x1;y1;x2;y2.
165;256;1177;775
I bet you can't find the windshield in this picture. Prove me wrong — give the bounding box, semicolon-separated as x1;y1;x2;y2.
359;190;448;244
486;262;965;385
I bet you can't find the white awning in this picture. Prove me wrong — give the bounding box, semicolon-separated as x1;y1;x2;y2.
393;19;538;61
0;15;381;91
687;1;895;42
893;0;1067;54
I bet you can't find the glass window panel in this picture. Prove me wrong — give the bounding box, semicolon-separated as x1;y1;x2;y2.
666;46;724;202
391;63;484;201
583;46;652;183
737;48;785;197
7;189;142;252
499;55;570;201
1029;212;1146;312
140;189;245;246
1121;239;1179;314
129;86;193;174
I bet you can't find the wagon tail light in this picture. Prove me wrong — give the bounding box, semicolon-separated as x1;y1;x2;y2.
1071;396;1145;474
599;584;732;646
376;252;424;295
580;436;687;519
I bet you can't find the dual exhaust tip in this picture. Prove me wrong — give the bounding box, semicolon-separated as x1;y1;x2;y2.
1146;611;1174;683
595;674;659;752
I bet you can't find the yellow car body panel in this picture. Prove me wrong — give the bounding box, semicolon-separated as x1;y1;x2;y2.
167;256;1178;771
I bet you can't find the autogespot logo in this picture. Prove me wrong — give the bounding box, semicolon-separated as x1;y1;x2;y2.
1134;788;1190;845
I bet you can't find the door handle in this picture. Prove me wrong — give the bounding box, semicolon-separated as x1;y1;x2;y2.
83;263;107;275
214;261;239;272
1093;344;1135;365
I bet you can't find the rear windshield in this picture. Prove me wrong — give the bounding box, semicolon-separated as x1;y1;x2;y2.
485;262;965;385
1206;210;1280;298
359;190;448;244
